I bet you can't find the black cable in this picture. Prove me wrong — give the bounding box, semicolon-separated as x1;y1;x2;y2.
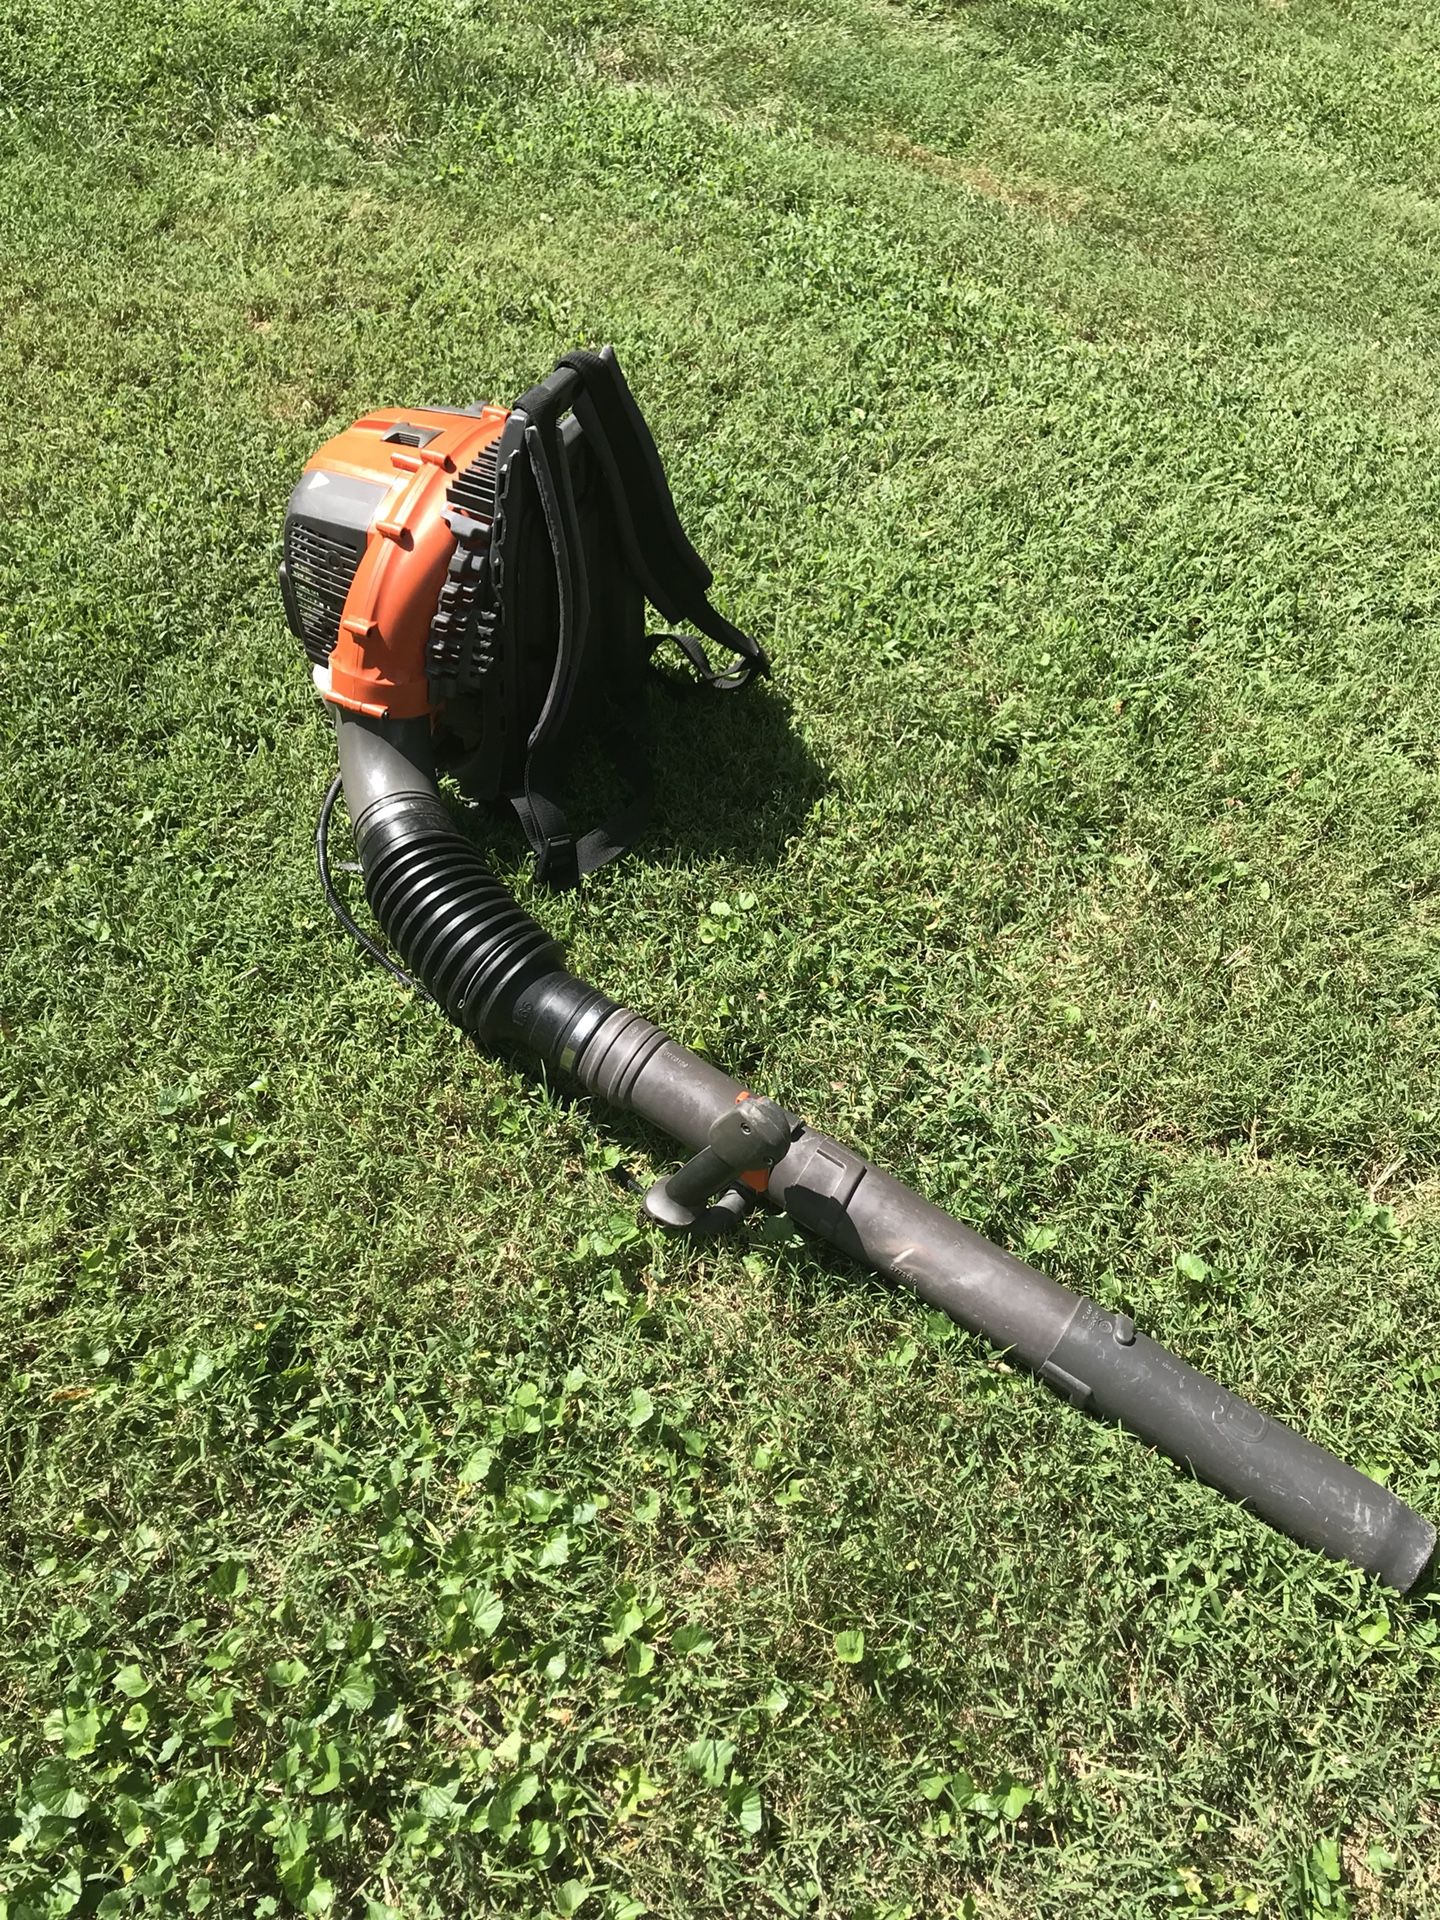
315;773;437;1005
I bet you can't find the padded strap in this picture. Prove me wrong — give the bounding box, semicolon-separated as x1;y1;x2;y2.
557;347;770;689
501;381;594;887
498;349;766;887
510;704;655;888
520;412;588;750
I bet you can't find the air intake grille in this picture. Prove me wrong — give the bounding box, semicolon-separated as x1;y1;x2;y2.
286;523;364;666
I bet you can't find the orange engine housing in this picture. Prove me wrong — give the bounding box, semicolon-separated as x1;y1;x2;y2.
280;405;509;720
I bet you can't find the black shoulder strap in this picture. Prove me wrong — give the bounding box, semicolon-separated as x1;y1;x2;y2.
502;351;768;888
509;706;654;892
557;347;771;689
506;366;589;758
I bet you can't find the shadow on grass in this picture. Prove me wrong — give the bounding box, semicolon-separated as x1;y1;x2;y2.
445;678;828;875
645;676;828;869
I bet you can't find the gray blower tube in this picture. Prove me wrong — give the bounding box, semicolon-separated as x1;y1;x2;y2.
335;708;1436;1593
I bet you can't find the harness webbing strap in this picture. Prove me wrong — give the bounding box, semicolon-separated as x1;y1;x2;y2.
498;348;767;887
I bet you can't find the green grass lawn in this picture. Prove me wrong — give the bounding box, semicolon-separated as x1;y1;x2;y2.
3;0;1440;1913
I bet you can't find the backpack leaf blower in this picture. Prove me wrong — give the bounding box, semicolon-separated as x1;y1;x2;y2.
281;347;1434;1593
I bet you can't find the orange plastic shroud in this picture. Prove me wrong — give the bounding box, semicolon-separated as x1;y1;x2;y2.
305;405;509;719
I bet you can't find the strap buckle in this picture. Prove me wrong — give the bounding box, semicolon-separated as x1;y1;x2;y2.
535;833;579;892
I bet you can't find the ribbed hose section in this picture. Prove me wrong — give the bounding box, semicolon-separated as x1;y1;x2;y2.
356;798;563;1041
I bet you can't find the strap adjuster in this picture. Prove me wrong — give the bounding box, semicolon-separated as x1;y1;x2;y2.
536;833;579;892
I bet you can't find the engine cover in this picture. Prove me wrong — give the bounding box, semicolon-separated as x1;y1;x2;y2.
279;405;509;720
